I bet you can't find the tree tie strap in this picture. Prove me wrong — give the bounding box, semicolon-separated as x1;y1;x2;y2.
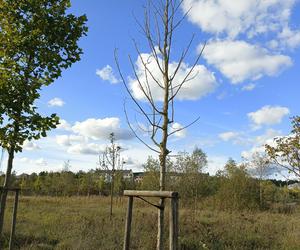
136;196;164;210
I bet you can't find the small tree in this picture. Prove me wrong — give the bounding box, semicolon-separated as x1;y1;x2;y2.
245;152;271;208
0;0;87;235
173;147;207;200
217;159;259;211
115;1;205;247
173;147;207;220
266;116;300;179
99;132;123;218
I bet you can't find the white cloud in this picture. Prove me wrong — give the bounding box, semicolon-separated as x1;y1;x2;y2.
241;129;281;159
202;40;292;84
67;143;106;155
48;97;65;107
19;157;30;163
218;131;250;146
254;128;282;146
242;83;256;91
35;158;47;166
130;53;217;101
23;140;40;151
206;155;228;175
182;0;296;39
56;135;86;147
248;105;290;127
57;119;72;131
170;123;187;138
96;65;120;84
72;117;133;141
219;131;239;141
278;27;300;49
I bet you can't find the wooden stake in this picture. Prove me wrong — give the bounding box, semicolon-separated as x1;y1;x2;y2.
9;189;19;250
123;196;133;250
169;197;178;250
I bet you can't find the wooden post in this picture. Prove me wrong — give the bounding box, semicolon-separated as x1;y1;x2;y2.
123;190;179;250
123;196;133;250
9;189;19;250
169;197;178;250
175;197;179;249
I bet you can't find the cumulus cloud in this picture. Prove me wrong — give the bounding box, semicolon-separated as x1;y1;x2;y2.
35;158;47;166
129;53;217;101
96;65;120;84
248;105;290;127
170;123;187;138
67;143;106;155
206;155;228;175
57;119;72;131
182;0;297;39
19;157;30;163
241;129;281;159
48;97;65;107
219;131;240;141
242;83;256;91
218;131;250;146
17;157;48;167
56;135;86;147
72;117;133;141
278;27;300;49
254;128;282;146
202;40;292;84
23;140;40;151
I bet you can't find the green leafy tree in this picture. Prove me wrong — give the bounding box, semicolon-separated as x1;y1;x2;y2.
0;0;87;235
246;152;271;209
173;148;208;215
216;159;259;210
266;116;300;179
140;156;160;190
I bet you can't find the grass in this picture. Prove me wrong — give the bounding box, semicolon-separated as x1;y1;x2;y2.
1;195;300;249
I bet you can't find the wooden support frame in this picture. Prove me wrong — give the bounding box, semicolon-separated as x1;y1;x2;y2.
123;190;179;250
0;187;20;250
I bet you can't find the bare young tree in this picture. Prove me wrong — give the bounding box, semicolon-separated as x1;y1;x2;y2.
115;1;205;248
99;132;123;219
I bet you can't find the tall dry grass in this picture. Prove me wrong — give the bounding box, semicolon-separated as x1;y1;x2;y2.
0;196;299;249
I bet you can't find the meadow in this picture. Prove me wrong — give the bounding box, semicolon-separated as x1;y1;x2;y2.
1;195;300;250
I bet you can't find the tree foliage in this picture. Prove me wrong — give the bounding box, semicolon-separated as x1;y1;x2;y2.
0;0;87;152
266;116;300;178
0;0;87;236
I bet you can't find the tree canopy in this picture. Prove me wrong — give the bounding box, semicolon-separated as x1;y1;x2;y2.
0;0;88;152
266;116;300;179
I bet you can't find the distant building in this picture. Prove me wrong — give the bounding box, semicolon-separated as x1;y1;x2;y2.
133;172;145;183
97;169;134;182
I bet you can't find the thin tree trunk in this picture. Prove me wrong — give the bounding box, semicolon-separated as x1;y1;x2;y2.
110;170;115;219
259;180;263;209
157;32;170;248
0;146;15;236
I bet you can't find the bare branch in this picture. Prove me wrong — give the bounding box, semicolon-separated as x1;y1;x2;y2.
114;49;156;128
169;41;206;102
170;34;195;81
123;101;160;153
168;116;200;137
132;40;164;90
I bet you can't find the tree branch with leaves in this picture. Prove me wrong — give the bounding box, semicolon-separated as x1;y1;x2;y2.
266;116;300;179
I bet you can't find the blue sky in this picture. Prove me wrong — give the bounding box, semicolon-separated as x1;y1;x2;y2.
2;0;300;176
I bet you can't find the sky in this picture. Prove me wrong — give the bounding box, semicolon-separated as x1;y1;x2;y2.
1;0;300;177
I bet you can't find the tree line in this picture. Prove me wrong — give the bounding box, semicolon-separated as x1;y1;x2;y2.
2;148;299;212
